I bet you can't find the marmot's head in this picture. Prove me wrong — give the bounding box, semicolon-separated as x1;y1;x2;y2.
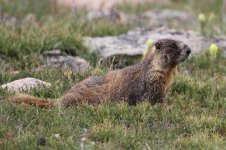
144;39;191;69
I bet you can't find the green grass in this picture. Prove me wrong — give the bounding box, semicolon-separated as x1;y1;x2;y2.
0;16;131;70
0;0;226;149
0;0;132;70
1;53;226;149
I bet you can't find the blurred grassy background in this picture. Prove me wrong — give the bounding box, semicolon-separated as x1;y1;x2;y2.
0;0;226;149
0;0;225;61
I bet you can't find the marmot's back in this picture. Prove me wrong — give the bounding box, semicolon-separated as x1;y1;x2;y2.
61;63;145;106
68;76;104;92
61;76;105;106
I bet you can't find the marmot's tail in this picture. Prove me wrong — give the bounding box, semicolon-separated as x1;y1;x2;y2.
10;94;56;108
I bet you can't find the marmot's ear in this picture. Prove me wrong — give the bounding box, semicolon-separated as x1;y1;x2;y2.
155;42;161;50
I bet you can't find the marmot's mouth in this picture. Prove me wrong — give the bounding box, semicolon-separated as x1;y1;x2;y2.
179;47;191;62
178;53;190;62
181;56;189;62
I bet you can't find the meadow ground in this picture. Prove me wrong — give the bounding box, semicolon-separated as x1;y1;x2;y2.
0;0;226;149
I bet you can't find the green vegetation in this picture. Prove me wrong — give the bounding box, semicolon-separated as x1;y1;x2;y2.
1;53;226;149
0;0;226;149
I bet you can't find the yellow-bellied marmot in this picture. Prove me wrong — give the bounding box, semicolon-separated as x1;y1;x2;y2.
10;39;191;108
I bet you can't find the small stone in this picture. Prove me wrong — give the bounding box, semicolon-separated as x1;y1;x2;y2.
37;136;47;146
1;78;51;92
54;134;60;139
83;128;89;133
81;137;87;142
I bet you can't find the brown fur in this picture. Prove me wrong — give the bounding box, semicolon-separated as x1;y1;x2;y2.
9;39;191;108
11;94;55;108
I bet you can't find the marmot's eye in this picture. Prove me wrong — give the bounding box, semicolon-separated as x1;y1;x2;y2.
171;43;177;49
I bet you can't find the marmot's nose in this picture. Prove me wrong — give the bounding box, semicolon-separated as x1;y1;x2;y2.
186;48;191;55
184;45;191;55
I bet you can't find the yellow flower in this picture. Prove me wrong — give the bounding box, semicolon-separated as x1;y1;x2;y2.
91;67;103;75
198;13;206;23
146;39;153;47
209;43;219;56
142;39;153;60
64;69;73;79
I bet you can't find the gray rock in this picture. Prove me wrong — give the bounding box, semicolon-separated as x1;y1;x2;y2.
1;78;51;92
0;7;17;26
86;9;120;21
141;9;196;27
21;13;37;25
84;27;226;58
56;0;164;11
85;9;196;29
223;51;226;58
37;136;47;146
43;50;90;73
